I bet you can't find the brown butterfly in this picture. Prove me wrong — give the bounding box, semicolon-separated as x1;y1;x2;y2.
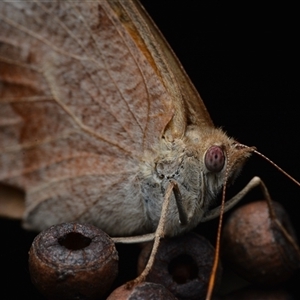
1;0;299;254
0;0;256;238
1;1;300;299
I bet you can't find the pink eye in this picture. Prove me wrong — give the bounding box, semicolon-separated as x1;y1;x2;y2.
204;146;225;173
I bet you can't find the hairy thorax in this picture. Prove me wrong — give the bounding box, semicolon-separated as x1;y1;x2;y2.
139;126;229;237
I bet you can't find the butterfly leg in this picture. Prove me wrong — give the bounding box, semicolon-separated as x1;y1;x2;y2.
204;176;300;300
201;176;300;259
202;176;263;222
125;180;176;289
202;176;288;222
257;180;300;258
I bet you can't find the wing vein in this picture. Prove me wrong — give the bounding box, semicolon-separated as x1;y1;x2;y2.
42;66;131;155
67;0;144;137
35;0;138;143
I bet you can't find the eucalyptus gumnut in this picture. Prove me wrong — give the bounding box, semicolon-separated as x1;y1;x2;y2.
28;222;118;299
137;233;222;300
222;201;300;285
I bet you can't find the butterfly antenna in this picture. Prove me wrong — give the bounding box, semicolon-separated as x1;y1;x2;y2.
238;144;300;188
206;152;229;300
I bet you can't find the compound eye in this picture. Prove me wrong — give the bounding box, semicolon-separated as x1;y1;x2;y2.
204;145;225;173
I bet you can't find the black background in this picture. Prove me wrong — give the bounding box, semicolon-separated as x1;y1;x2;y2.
1;1;299;299
140;1;300;239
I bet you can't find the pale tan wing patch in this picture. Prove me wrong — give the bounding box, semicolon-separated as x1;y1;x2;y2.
0;0;173;232
0;183;24;219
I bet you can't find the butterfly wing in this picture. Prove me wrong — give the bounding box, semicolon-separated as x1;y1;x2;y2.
125;0;214;131
0;0;213;234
